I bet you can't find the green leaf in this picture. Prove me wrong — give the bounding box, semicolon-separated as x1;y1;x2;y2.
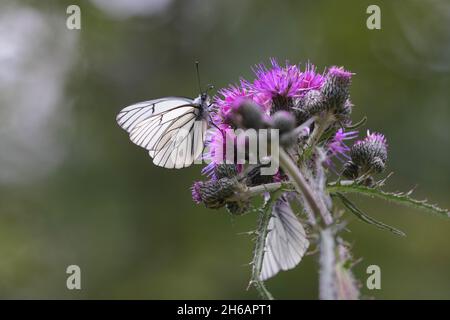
328;182;450;219
334;192;406;237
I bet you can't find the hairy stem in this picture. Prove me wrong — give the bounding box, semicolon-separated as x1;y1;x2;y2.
279;147;341;300
334;242;360;300
279;148;332;225
227;182;289;202
307;111;334;148
319;228;337;300
246;182;284;196
250;197;275;300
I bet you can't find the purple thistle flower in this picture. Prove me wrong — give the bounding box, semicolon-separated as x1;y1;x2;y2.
327;128;358;164
361;130;387;147
213;80;266;125
300;63;325;91
191;181;203;204
214;83;248;117
251;58;324;107
201;161;217;179
327;66;354;80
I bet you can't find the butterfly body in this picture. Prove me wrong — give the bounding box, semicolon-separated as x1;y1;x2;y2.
117;94;210;169
192;93;210;120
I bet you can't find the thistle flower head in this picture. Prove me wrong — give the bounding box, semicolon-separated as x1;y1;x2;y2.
213;163;239;179
252;58;324;111
321;66;354;110
364;131;387;147
213;79;268;124
213;82;251;124
246;165;275;187
350;130;388;174
293;89;325;123
301;63;325;90
327;66;354;81
253;59;298;98
190;178;239;208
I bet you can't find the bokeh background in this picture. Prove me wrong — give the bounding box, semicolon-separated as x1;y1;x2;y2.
0;0;449;299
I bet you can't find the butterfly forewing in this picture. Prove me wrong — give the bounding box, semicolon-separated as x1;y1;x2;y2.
116;97;193;133
130;105;197;151
117;96;207;169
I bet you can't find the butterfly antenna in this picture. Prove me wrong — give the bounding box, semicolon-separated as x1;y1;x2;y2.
195;60;203;94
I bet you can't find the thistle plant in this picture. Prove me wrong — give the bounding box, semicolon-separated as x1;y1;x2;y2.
190;58;449;300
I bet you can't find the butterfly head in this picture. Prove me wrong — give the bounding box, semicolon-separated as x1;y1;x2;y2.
200;92;208;102
198;84;214;107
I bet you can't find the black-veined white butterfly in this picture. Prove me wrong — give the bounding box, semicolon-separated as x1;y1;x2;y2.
116;93;211;169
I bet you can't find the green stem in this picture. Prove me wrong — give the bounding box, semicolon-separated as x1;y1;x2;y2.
246;182;284;196
319;228;337;300
227;182;290;202
250;197;275;300
279;148;332;226
307;111;334;149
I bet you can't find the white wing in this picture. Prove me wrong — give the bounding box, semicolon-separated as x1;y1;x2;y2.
116;97;194;133
116;97;207;168
260;198;309;281
149;117;207;169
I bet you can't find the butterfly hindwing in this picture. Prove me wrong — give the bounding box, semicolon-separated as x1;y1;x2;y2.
150;118;206;169
260;198;309;281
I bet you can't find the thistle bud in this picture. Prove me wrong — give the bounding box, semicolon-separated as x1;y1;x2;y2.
336;99;353;125
342;161;359;179
363;176;375;187
321;66;353;110
294;90;326;119
246;165;274;187
227;100;265;129
214;164;239;179
191;178;238;208
271;111;296;135
350;131;388;174
226;200;251;215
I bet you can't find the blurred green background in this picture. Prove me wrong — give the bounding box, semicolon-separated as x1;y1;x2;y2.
0;0;449;299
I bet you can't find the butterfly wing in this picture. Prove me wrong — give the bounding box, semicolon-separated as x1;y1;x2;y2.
149;118;207;169
260;198;309;281
116;97;194;133
116;97;207;168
